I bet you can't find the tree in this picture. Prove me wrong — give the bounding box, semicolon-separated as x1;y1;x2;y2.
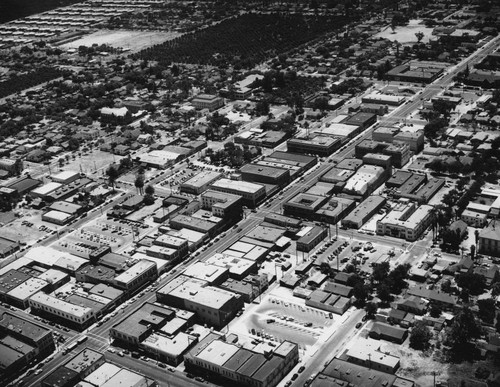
377;283;393;305
134;175;145;195
447;307;482;361
106;165;119;191
410;321;432;351
456;272;486;296
387;264;410;294
415;31;425;43
372;261;390;283
365;302;377;319
430;304;442;318
477;298;496;324
145;184;155;196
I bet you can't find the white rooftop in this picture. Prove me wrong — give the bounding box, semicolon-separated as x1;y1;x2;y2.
196;339;239;366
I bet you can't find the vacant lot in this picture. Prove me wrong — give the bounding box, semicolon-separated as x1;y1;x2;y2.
61;30;180;53
375;20;434;44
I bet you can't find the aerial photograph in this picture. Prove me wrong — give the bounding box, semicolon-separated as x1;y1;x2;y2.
0;0;499;386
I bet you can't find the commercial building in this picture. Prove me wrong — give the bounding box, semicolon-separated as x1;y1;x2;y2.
157;276;243;329
386;170;413;188
305;289;350;315
141;332;198;366
110;302;175;346
169;214;219;237
191;94;224;111
182;262;229;286
0;311;55;375
323;358;413;387
315;196;356;224
343;164;386;198
286;135;341;157
345;338;400;374
283;193;328;219
342;195;386;229
362;93;406;106
210;178;266;208
235;130;289;149
205;254;256;280
314;123;360;141
201;190;242;219
394;174;445;204
296;226;328;252
29;292;96;330
180;171;222;195
113;259;158;294
51;170;81;185
263;213;301;230
97;367;156;387
376;203;433;242
342;112;377;130
184;337;299;387
240;163;290;187
153;234;189;260
386;62;443;83
373;126;400;143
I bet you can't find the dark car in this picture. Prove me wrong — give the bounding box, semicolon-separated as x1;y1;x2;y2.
298;366;306;373
356;322;362;329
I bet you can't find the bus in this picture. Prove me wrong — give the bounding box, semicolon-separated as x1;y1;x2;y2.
77;336;88;345
63;342;78;354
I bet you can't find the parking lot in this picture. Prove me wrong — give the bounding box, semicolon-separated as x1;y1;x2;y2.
234;293;338;349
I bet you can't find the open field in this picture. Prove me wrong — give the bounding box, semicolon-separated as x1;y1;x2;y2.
61;30;181;52
375;20;435;44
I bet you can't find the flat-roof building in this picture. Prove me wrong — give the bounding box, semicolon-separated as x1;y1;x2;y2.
377;203;433;242
113;259;157;294
29;292;96;330
169;214;219;237
191;94;224;111
210;178;266;208
362;93;406;106
201;189;242;219
205;254;256;280
287;135;341;157
157;276;242;329
297;226;328;252
180;171;222;195
0;311;55;367
184;337;298;387
283;193;328;219
342;195;386;229
182;262;229;285
110;302;175;346
342;112;377;129
343;164;386;198
240;163;290;186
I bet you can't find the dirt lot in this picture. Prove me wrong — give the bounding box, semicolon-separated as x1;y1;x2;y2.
375;20;435;44
0;211;55;245
61;30;180;52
